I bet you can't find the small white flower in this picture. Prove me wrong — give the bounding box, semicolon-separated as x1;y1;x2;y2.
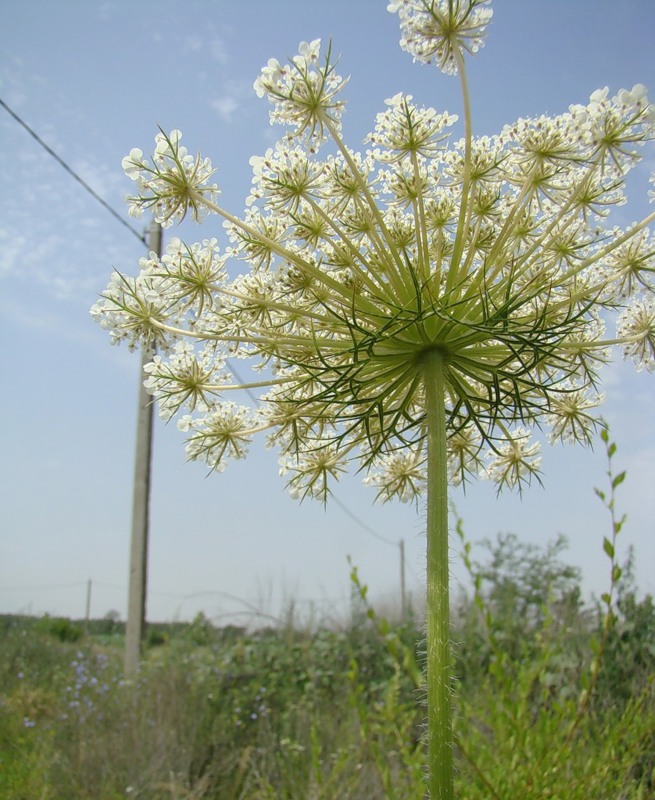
176;414;194;433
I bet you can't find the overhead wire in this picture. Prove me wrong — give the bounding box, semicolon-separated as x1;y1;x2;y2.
0;97;147;245
0;96;402;555
331;494;399;546
227;363;398;547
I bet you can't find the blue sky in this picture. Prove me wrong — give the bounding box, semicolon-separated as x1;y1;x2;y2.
1;0;653;625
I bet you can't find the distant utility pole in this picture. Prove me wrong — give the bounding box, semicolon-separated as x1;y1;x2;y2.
124;219;162;676
85;579;92;635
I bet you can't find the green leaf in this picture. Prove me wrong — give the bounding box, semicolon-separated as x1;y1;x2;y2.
603;537;615;559
612;470;626;489
608;442;617;458
612;564;623;583
601;592;611;605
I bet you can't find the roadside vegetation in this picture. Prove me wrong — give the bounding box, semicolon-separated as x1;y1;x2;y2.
3;435;653;798
2;539;653;798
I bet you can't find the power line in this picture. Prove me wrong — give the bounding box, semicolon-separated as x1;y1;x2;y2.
0;97;146;245
331;493;398;546
0;99;398;559
0;582;88;592
0;581;361;606
226;361;397;548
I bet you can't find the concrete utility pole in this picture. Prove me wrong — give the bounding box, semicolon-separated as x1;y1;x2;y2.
124;219;162;676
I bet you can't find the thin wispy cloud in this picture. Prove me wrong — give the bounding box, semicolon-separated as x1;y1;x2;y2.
209;79;252;121
211;95;239;121
182;32;229;63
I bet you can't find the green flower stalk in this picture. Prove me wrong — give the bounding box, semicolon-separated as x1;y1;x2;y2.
92;2;655;797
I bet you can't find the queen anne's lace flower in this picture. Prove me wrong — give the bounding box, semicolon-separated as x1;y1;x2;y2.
253;39;347;145
94;16;654;502
546;383;604;446
601;229;654;298
143;341;226;420
486;428;542;491
90;268;177;351
154;237;227;314
279;440;349;502
617;298;655;372
367;93;458;161
388;0;493;74
364;450;427;503
122;130;219;227
182;402;256;471
94;13;654;797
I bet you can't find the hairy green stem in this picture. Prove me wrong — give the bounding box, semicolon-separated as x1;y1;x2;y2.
423;348;454;800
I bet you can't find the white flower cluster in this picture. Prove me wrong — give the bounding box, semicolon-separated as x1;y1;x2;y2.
617;298;655;372
367;93;458;162
143;341;226;421
181;402;258;472
93;13;655;503
90;237;227;350
253;38;347;145
90;268;173;351
122;130;219;227
485;427;542;491
279;440;348;501
363;450;426;503
388;0;493;74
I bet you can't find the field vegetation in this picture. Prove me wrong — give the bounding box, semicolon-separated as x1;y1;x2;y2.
2;542;654;799
2;439;654;799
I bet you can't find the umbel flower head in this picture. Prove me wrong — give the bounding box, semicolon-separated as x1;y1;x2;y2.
122;129;219;227
92;3;655;505
388;0;493;74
